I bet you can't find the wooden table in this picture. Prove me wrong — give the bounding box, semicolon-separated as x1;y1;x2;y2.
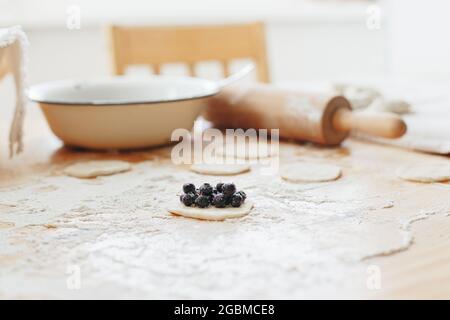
0;100;449;299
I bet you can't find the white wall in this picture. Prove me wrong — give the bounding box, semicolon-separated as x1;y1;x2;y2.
386;0;450;80
23;22;385;85
2;0;385;84
4;0;450;83
268;21;385;82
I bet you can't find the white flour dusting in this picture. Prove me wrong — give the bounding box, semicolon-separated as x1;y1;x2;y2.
0;143;449;299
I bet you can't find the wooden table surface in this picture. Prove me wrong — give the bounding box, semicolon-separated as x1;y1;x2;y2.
0;101;449;299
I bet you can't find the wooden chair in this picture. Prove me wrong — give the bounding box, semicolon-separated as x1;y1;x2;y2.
108;22;270;82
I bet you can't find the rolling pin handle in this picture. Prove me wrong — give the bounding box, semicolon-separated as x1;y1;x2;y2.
332;108;407;139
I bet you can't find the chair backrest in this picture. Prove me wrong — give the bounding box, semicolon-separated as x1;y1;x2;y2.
108;22;269;82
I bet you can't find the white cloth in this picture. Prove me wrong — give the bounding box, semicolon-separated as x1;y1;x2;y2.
0;26;28;157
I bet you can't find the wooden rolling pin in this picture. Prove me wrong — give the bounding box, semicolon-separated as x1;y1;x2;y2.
205;84;407;146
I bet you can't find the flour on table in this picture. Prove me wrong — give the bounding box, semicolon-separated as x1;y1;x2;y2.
190;163;250;175
2;142;449;299
63;160;131;178
280;163;342;182
168;201;253;221
397;164;450;183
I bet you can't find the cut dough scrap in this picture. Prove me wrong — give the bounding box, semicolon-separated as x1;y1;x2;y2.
64;160;131;179
397;165;450;183
280;163;342;182
168;201;253;221
190;163;250;175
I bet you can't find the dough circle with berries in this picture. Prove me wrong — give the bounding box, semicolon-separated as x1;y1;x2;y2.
168;182;252;221
168;201;253;221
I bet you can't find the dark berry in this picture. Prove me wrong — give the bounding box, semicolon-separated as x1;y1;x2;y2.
231;194;243;207
195;195;210;208
212;193;227;208
199;183;213;196
236;191;247;201
189;192;198;201
181;193;195;207
222;183;236;196
224;195;232;205
183;183;196;194
216;183;224;193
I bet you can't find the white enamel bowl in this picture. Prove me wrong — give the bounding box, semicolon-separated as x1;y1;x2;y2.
28;76;220;150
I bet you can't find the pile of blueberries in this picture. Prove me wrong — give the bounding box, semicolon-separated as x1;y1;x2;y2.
179;183;247;208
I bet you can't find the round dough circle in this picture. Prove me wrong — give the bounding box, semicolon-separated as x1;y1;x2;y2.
190;163;250;175
216;143;277;159
397;165;450;183
64;160;131;178
168;201;253;221
280;163;342;182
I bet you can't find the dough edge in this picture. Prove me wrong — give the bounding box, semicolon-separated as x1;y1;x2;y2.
64;160;132;178
190;163;251;175
397;166;450;183
280;163;342;182
216;144;278;159
168;201;253;221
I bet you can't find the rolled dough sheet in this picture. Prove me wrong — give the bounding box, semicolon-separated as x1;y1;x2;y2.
397;165;450;183
190;163;250;175
280;163;342;182
168;201;253;221
63;160;131;179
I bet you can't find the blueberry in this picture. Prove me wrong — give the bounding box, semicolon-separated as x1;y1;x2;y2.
224;195;232;205
183;183;196;194
181;193;195;207
216;183;224;193
231;194;243;207
212;193;227;208
195;195;210;208
199;183;213;196
222;183;236;196
236;191;247;201
189;192;198;201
